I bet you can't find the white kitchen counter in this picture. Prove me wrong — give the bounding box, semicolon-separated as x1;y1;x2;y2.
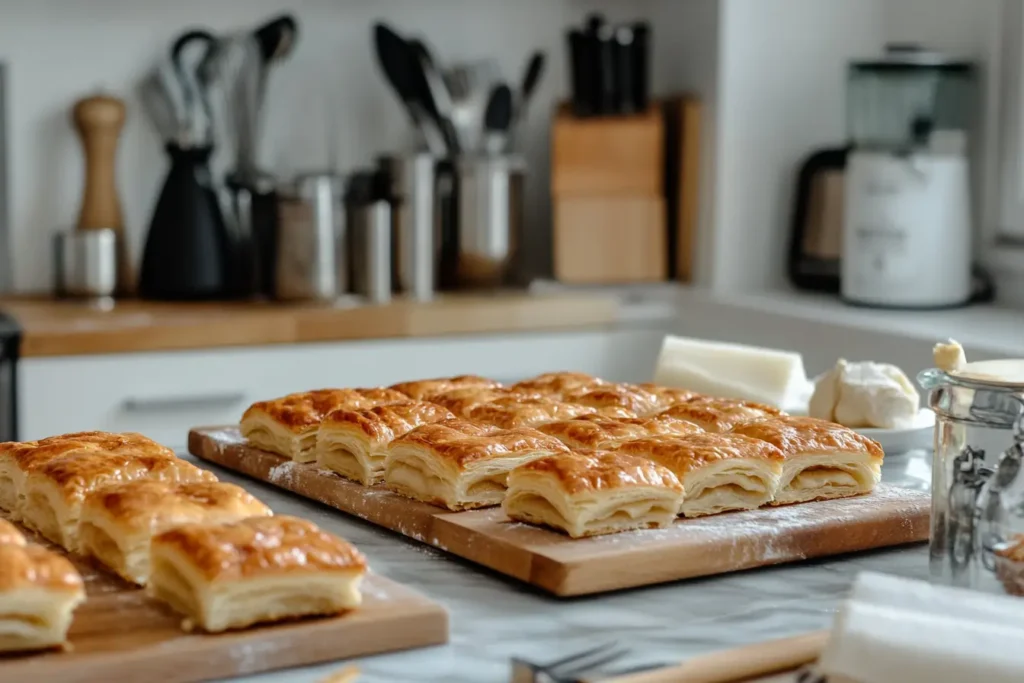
181;449;932;683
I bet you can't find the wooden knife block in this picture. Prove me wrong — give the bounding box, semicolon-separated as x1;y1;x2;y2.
551;98;701;284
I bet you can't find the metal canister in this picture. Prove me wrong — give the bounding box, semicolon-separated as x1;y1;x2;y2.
380;154;436;300
273;171;346;301
53;229;118;305
454;154;525;288
350;200;393;304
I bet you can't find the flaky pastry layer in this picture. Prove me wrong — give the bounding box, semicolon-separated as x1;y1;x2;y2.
538;414;702;450
509;371;609;397
316;401;456;485
467;397;599;429
148;515;366;632
384;420;569;510
615;433;785;516
0;544;84;653
731;417;883;504
657;397;783;433
79;480;272;585
504;451;684;537
389;375;502;401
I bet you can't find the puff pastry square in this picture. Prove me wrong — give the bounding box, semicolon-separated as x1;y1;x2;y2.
0;518;25;546
503;451;684;537
148;515;366;633
636;383;705;412
0;432;174;516
316;401;456;485
615;433;785;517
0;544;84;652
384;419;569;510
731;416;884;504
21;452;215;552
241;388;407;463
424;386;538;418
389;375;502;401
538;414;702;450
467;396;599;429
509;371;608;397
563;384;661;417
657;397;783;433
79;480;272;585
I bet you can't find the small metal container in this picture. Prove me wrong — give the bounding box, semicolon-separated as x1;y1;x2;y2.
454;154;525;288
53;229;118;304
350;200;393;304
380;154;436;300
274;171;346;301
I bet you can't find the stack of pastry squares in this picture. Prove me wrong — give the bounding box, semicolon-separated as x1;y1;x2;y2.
384;419;569;510
240;387;408;463
236;371;884;540
0;428;372;648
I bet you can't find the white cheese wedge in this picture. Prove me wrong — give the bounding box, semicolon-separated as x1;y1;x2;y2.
819;600;1024;683
808;359;919;430
652;336;809;409
933;338;967;373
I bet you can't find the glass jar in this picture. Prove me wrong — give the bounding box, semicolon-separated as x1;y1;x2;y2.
918;365;1024;596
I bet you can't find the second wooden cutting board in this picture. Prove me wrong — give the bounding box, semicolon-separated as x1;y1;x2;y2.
190;427;930;597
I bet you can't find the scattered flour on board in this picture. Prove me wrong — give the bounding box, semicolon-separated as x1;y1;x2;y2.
227;638;281;673
268;460;298;485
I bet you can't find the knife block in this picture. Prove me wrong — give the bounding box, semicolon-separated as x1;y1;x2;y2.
551;97;701;284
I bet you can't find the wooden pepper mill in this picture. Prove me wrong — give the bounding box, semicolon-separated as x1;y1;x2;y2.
72;93;132;295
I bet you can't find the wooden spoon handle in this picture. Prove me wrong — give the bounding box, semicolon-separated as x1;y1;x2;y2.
595;631;829;683
73;94;126;230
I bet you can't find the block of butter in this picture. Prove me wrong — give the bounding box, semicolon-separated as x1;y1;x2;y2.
652;335;809;409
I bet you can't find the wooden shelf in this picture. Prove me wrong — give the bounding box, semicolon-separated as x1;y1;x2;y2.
0;293;621;358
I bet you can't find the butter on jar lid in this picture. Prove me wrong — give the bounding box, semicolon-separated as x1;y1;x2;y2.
933;339;1024;387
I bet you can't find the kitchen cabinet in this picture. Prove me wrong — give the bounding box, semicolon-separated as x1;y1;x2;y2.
18;325;671;445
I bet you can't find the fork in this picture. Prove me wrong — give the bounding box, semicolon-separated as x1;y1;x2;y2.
511;643;667;683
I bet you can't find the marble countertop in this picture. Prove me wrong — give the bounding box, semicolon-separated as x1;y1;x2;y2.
182;450;933;683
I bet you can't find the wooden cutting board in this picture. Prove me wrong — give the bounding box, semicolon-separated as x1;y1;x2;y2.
190;427;930;597
1;519;448;683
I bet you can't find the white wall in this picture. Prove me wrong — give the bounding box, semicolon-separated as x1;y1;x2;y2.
0;0;681;293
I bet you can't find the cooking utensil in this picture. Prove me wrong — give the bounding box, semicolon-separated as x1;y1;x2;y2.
445;59;500;155
170;28;216;146
407;38;461;155
517;51;545;122
139;66;185;144
613;26;636;113
274;171;347;302
372;23;446;156
483;83;513;155
631;21;651;111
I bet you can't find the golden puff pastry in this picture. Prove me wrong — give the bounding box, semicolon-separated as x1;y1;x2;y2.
384;419;569;510
563;384;660;417
731;416;883;505
0;432;174;515
503;450;684;537
79;480;272;585
636;383;705;412
241;388;407;463
509;371;608;397
538;414;702;450
657;397;783;433
424;386;538;418
316;401;456;485
388;375;502;401
0;543;84;652
467;396;599;429
615;433;785;517
148;515;366;633
21;452;215;552
0;518;25;546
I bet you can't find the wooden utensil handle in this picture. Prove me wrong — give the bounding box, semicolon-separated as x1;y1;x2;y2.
73;94;126;230
596;631;829;683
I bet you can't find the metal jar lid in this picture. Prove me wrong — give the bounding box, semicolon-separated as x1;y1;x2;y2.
919;361;1024;430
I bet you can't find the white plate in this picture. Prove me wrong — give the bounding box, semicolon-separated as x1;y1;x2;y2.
853;408;935;454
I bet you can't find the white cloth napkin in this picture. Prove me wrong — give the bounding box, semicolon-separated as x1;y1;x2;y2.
819;572;1024;683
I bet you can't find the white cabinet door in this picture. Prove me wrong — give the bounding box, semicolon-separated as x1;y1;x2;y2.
19;326;670;446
